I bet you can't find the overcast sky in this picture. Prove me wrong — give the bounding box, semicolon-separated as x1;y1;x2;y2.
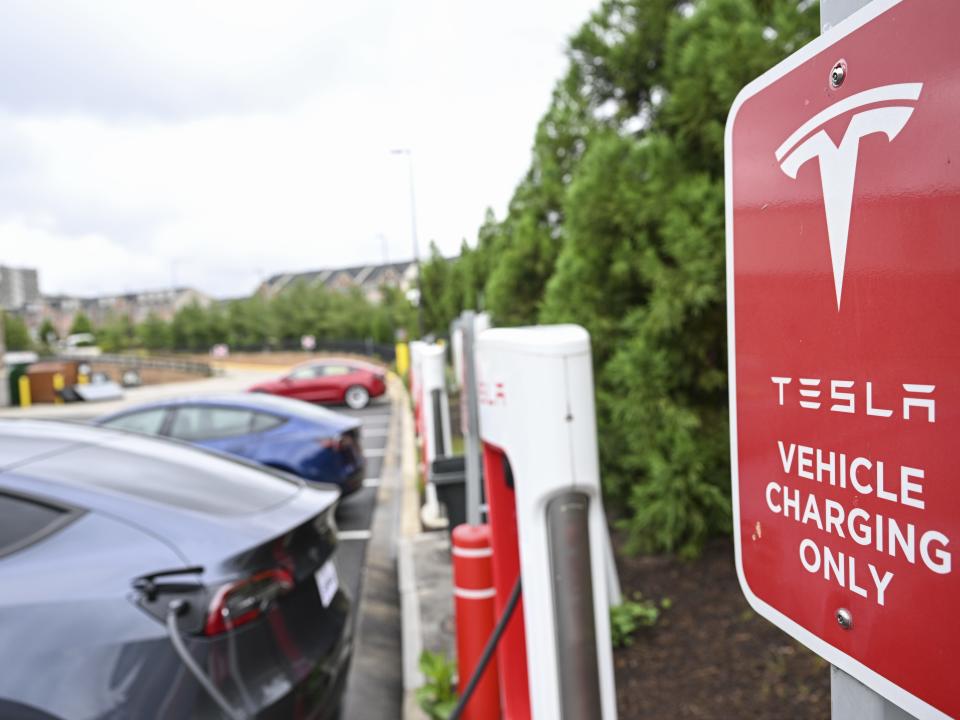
0;0;598;298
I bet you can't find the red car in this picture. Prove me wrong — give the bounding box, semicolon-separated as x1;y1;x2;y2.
251;359;387;409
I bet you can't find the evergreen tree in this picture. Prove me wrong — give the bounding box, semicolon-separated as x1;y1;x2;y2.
226;296;273;349
171;302;213;352
37;318;58;349
138;313;171;351
432;0;820;554
98;314;137;353
3;313;31;351
70;312;93;336
419;243;457;335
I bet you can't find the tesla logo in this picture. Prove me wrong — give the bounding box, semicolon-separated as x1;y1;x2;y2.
478;381;506;406
776;83;923;309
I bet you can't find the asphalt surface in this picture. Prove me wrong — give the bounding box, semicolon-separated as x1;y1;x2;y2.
340;391;404;719
331;397;392;619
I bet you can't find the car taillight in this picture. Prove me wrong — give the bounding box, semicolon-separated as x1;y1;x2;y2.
318;436;341;450
204;568;294;636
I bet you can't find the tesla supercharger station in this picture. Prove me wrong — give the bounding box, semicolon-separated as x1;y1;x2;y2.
451;322;465;390
409;340;428;439
420;343;452;529
421;344;453;465
477;324;617;720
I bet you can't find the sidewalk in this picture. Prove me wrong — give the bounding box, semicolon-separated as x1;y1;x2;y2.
396;377;456;720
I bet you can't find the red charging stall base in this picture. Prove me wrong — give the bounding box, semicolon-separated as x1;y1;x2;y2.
452;524;501;720
482;444;530;720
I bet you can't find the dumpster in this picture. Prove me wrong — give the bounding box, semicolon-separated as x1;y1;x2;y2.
26;362;77;404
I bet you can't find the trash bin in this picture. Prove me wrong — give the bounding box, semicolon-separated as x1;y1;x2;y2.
431;455;467;535
7;363;30;406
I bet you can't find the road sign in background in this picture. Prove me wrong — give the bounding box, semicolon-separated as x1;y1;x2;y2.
726;1;960;718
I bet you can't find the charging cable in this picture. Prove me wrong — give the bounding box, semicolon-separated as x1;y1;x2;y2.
449;576;522;720
166;600;248;720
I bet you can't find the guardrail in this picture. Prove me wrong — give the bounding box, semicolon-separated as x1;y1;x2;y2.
57;354;215;377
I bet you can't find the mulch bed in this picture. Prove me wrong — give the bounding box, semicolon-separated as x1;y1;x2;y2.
613;536;830;719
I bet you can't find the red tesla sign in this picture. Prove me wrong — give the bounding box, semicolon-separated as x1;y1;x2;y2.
727;2;960;718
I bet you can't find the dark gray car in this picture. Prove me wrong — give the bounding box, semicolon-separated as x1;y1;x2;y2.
0;420;351;719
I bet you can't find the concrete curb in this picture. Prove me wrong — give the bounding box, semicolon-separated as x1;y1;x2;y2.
340;375;405;718
398;377;430;720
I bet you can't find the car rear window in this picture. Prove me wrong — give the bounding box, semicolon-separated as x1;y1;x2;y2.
18;435;300;516
246;394;360;430
251;412;285;433
102;408;168;435
169;406;256;441
0;492;74;556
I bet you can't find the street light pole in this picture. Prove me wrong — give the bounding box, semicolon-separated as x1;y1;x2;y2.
391;148;425;338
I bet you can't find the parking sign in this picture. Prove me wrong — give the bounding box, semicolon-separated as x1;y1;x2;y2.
726;1;960;718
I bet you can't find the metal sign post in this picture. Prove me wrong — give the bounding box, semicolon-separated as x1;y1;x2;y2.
727;0;959;718
460;311;483;526
823;1;910;715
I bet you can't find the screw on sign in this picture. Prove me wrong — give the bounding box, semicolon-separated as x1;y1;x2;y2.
725;2;960;719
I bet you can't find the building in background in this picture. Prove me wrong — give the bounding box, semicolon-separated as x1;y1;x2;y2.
4;260;414;341
7;287;209;339
34;288;211;338
0;265;41;310
256;260;418;303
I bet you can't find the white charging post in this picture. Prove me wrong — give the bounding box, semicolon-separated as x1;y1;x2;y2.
451;321;465;390
477;324;617;720
420;344;452;464
419;343;452;529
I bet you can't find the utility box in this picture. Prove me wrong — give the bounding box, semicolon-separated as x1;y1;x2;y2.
477;324;617;720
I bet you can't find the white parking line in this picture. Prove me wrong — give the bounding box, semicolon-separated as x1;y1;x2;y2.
364;448;386;458
337;529;373;541
363;478;381;488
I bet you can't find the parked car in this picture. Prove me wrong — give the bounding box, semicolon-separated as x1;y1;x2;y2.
249;360;387;410
94;393;366;496
0;419;351;719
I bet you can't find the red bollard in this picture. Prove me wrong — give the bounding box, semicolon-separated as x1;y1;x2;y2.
452;524;501;720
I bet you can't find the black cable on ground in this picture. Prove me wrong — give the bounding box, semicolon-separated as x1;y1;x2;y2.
166;600;248;720
449;576;522;720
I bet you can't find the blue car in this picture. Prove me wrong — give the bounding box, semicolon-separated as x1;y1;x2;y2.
0;419;351;719
95;393;366;496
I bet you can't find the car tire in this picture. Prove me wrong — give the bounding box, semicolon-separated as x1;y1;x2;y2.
344;385;370;410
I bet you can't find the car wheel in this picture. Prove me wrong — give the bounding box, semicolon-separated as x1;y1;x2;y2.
344;385;370;409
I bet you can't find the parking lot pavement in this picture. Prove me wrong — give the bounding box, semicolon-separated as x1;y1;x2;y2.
340;390;404;718
333;397;393;613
